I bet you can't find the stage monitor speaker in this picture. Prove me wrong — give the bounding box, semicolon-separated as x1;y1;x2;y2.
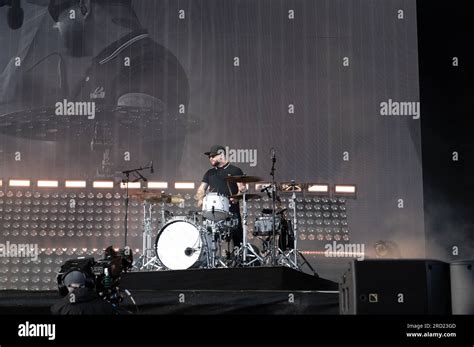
450;260;474;314
339;259;451;314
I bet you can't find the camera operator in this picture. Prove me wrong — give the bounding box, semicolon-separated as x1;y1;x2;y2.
51;270;118;315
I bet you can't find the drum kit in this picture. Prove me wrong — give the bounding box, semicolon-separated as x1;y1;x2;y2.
130;175;316;275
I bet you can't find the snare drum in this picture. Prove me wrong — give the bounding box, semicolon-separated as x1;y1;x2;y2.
155;219;210;270
253;216;281;236
202;192;230;221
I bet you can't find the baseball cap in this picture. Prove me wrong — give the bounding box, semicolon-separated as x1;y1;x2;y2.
204;145;225;157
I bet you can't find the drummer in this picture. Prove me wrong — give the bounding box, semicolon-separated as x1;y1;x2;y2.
195;145;246;248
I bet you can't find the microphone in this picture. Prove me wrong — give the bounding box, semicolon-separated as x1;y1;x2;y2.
184;247;196;256
7;0;24;30
150;161;154;174
271;148;276;162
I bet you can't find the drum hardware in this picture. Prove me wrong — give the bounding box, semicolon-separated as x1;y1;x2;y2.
276;180;318;276
121;163;153;249
261;208;287;215
268;148;278;266
225;175;263;183
226;175;264;266
134;199;163;271
229;193;262;201
238;190;262;265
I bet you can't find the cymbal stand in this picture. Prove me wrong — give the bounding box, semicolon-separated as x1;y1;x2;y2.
278;182;318;276
136;200;162;270
121;162;153;248
242;190;263;266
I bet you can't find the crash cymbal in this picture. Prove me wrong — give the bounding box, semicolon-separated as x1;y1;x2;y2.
230;193;262;201
226;175;262;183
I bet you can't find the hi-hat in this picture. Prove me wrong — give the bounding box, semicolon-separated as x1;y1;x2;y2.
230;193;262;201
226;175;262;183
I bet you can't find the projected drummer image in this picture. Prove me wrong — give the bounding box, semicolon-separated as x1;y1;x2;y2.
0;0;190;178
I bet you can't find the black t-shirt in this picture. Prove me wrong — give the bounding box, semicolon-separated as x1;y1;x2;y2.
73;29;189;112
202;163;244;214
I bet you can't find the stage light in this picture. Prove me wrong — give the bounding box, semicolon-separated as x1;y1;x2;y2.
374;240;401;258
37;180;58;188
147;181;168;189
65;180;86;188
307;184;329;194
120;182;141;189
175;182;195;189
334;184;356;197
9;179;30;187
93;181;114;189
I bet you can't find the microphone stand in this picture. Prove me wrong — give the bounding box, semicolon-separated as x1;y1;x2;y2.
121;163;153;248
270;150;277;266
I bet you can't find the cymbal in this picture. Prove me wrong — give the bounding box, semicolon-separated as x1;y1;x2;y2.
230;193;262;201
147;195;185;204
226;175;262;183
130;191;184;204
0;106;200;142
279;182;306;192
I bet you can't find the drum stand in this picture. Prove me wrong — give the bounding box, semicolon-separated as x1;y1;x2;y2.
134;201;162;271
241;190;263;266
206;210;228;268
277;186;317;276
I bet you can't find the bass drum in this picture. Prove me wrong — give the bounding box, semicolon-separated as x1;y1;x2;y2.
155;219;210;270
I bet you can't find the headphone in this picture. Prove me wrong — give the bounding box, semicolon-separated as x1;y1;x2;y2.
57;258;96;296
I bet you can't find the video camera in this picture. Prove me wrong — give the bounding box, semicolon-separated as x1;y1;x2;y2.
57;246;133;304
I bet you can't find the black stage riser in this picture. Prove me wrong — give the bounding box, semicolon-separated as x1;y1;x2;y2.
120;266;338;291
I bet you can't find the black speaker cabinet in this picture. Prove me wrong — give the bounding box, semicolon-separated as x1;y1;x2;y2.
339;259;451;314
450;260;474;314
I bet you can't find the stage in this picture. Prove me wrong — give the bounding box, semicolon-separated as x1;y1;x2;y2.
0;267;340;315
